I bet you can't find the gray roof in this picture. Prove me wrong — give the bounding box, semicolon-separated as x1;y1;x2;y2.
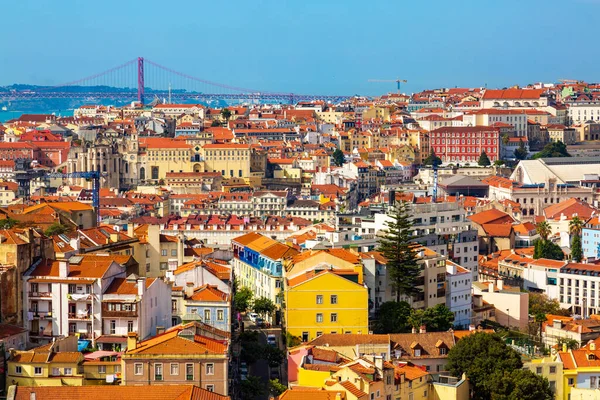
439;174;488;188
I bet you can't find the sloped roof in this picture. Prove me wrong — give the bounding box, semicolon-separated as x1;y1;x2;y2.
12;385;228;400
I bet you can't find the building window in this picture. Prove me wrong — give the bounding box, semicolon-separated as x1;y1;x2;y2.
15;366;22;375
331;313;338;322
316;313;323;323
206;385;214;392
170;363;179;375
549;366;556;374
217;310;224;321
186;363;194;380
206;363;214;375
161;249;167;256
331;295;338;304
68;284;76;294
34;367;42;375
568;378;574;386
52;367;60;376
134;363;143;375
536;367;542;374
110;320;116;334
171;249;177;257
204;309;211;322
127;321;134;332
316;295;323;304
160;262;168;270
64;368;72;376
98;365;106;374
154;363;163;381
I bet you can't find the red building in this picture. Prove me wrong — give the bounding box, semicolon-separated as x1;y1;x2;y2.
429;126;501;164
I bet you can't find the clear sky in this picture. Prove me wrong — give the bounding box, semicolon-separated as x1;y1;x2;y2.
2;0;599;95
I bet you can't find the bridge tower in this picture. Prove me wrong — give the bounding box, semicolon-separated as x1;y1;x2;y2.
137;57;145;104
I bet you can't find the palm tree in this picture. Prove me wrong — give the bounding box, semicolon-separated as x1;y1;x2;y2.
536;220;551;241
569;216;584;236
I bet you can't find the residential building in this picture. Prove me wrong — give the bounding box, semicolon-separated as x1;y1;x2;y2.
122;323;229;396
558;262;600;317
232;233;298;323
139;138;192;182
285;269;369;342
7;385;228;400
547;124;578;145
445;261;472;328
177;284;230;333
479;88;548;109
524;356;563;399
462;108;528;137
558;346;600;400
472;280;528;330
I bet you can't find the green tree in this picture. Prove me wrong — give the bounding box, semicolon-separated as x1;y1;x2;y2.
490;369;553;400
423;149;442;166
514;139;528;160
253;296;276;318
494;160;505;167
478;151;491;166
408;309;426;330
221;108;232;122
570;216;584;263
423;304;455;331
557;337;579;350
234;286;253;313
240;375;265;400
0;218;18;229
529;292;570;316
502;133;510;146
332;148;345;167
264;346;285;365
269;379;287;397
377;201;422;301
447;332;523;400
533;141;571;159
533;239;564;260
536;221;551;241
286;331;302;347
210;120;221;127
373;301;412;333
44;223;71;237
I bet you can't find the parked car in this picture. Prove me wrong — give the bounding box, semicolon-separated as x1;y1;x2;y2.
267;334;277;347
248;313;258;322
256;318;265;327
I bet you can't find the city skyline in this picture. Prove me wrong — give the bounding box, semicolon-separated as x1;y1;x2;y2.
2;0;600;95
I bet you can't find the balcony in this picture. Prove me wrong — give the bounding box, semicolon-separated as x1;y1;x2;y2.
30;292;52;299
68;313;92;321
67;294;92;302
30;311;53;319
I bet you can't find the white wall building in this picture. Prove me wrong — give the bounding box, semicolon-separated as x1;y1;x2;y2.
445;261;472;328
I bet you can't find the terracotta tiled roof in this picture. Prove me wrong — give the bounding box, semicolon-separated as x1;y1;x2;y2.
468;209;514;225
308;334;389;347
543;198;597;220
338;380;367;398
278;388;345;400
13;385;228;400
188;284;229;302
103;277;156;295
126;330;227;356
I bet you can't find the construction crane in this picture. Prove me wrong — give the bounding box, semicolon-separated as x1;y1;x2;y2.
368;78;408;93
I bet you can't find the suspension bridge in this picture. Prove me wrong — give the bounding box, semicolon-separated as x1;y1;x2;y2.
0;57;352;104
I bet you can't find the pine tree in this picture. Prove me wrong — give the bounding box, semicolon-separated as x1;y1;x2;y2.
571;234;583;263
478;151;491;166
332;149;345;167
378;201;422;302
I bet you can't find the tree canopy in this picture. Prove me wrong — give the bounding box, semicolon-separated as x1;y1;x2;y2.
332;148;345;167
514;139;528;160
533;239;565;261
478;151;491;166
44;223;71;237
0;218;18;229
490;369;553;400
533;141;571;159
423;149;442;167
253;296;276;317
234;286;253;313
373;302;454;333
377;201;422;301
529;292;570;316
447;333;524;400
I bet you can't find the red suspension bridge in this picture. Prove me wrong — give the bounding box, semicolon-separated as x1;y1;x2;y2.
0;57;351;104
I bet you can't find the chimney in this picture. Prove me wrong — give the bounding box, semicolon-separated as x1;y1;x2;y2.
69;236;80;252
127;332;137;351
591;342;597;351
374;356;384;372
497;280;504;291
419;325;426;334
488;282;494;292
185;282;194;298
58;260;70;278
412;327;416;334
156;326;165;335
468;324;476;331
110;233;119;243
137;278;146;297
30;393;36;400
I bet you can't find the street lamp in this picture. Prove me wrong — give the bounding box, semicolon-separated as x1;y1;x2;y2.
506;308;510;329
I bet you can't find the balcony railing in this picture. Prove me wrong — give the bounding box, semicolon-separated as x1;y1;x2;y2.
30;292;52;298
68;313;91;320
30;311;53;319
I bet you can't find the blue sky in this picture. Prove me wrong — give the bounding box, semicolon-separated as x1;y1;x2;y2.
2;0;599;95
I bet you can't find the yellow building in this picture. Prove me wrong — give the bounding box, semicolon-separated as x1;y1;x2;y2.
201;143;252;179
285;269;368;342
557;346;600;400
8;338;84;387
362;105;394;122
140;138;193;182
524;356;563;400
